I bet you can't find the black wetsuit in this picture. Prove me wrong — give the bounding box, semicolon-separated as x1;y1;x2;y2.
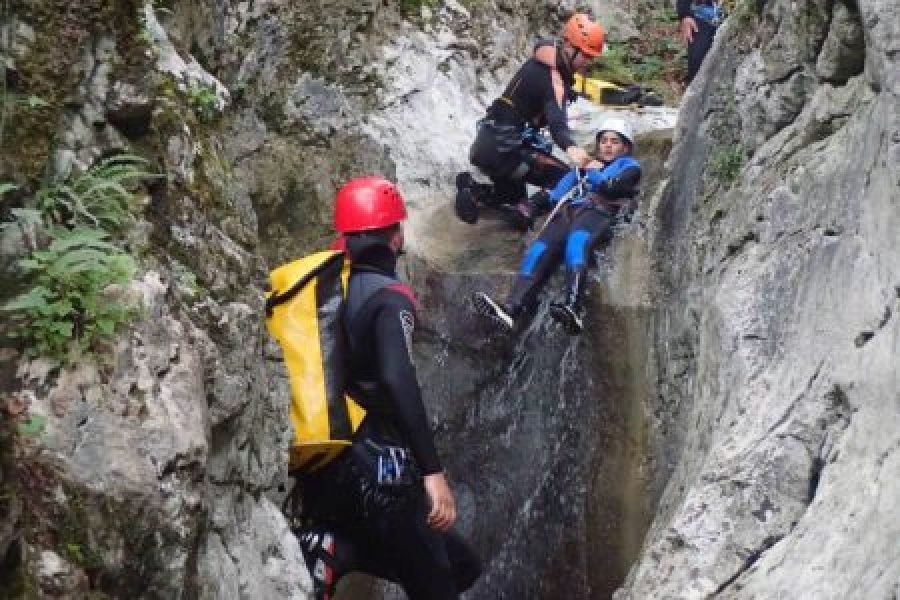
298;236;480;600
677;0;722;82
468;39;574;205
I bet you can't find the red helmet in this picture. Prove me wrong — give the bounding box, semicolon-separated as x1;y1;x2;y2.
563;14;605;58
333;176;407;233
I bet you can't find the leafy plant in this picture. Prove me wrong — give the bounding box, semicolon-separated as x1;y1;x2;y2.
632;56;666;82
710;145;745;183
399;0;439;17
18;414;46;437
2;156;156;363
187;83;221;122
36;154;155;231
591;43;636;84
4;228;136;360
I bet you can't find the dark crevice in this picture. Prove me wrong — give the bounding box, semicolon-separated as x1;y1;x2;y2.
854;302;895;347
767;360;824;435
854;330;874;347
712;534;784;595
742;334;766;341
725;231;759;257
807;456;826;503
817;0;866;84
811;0;836;63
765;65;804;87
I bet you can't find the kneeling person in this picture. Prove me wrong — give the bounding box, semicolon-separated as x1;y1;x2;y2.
455;13;605;229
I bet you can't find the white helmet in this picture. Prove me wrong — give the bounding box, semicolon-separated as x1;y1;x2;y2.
596;117;634;148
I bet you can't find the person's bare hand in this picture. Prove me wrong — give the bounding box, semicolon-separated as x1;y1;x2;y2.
565;145;590;167
424;473;456;531
679;17;698;44
584;159;605;170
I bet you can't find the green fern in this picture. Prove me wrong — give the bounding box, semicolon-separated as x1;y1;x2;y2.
37;154;157;231
2;155;157;363
4;227;136;360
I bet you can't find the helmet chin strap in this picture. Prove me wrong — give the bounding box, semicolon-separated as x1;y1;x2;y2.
565;45;583;71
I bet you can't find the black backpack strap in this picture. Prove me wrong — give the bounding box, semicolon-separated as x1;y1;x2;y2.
265;252;344;318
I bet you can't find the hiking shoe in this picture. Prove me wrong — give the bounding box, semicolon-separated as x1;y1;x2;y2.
499;201;534;232
296;528;346;600
549;303;584;335
455;172;479;224
473;292;515;330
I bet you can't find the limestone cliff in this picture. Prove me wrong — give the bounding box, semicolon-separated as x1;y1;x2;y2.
616;0;900;597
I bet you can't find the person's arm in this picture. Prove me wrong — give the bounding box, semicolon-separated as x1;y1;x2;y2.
547;169;579;203
542;68;584;161
371;291;442;475
595;166;642;198
586;158;642;199
677;0;698;43
371;290;456;530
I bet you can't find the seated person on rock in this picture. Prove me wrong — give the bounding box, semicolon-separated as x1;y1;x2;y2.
473;117;641;335
455;13;606;231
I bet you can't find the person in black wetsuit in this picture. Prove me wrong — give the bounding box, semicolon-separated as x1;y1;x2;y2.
677;0;724;82
295;176;481;600
455;13;606;230
473;118;641;335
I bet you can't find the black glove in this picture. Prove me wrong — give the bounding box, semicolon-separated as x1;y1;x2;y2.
527;190;551;218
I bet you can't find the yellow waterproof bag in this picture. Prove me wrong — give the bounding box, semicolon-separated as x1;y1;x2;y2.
574;73;625;104
265;250;366;472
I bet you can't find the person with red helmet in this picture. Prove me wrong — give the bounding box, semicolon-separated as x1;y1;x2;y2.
456;13;606;231
296;176;481;600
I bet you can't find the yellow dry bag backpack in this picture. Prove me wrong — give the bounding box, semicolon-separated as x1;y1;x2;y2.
265;250;367;473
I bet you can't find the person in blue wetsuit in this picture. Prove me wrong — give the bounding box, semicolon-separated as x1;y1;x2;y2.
473;117;641;335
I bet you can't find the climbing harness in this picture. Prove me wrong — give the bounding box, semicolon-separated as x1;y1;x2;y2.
523;125;553;154
533;167;586;237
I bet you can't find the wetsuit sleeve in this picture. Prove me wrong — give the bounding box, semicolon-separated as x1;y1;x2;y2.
544;70;576;150
677;0;692;19
371;291;443;475
592;166;642;199
548;169;579;203
585;158;642;198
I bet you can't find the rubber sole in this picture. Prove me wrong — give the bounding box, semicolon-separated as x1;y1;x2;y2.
472;292;514;330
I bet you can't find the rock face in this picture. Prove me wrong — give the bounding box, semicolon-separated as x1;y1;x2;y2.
615;0;900;597
3;0;655;598
2;0;895;598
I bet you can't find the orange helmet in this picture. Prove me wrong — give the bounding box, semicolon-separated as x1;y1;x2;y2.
563;13;605;58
